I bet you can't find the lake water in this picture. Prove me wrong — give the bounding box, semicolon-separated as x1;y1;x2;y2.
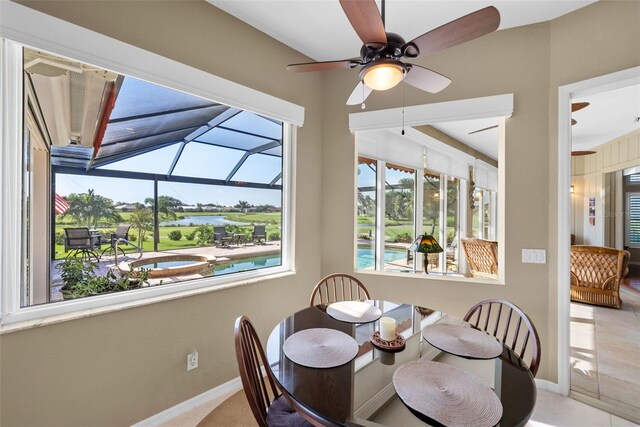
160;215;248;226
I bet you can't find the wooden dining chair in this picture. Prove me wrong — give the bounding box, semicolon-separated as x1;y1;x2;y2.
463;299;541;377
309;273;370;306
234;316;313;427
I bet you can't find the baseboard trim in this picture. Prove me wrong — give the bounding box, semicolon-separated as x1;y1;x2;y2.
535;379;562;394
133;376;243;427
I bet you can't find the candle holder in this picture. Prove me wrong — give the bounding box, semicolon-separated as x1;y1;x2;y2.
370;331;406;352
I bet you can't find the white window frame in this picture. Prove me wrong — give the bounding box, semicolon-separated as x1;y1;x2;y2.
0;2;303;331
351;95;511;283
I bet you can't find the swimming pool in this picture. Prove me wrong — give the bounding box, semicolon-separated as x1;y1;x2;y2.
357;246;408;269
213;254;282;276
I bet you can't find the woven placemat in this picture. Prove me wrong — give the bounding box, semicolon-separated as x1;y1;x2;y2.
282;328;359;368
422;324;503;359
326;300;382;323
393;360;503;427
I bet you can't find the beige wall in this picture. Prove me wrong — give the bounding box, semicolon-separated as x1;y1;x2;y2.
1;1;323;426
1;0;639;426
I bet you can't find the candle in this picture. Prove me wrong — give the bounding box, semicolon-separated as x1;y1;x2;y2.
379;316;396;341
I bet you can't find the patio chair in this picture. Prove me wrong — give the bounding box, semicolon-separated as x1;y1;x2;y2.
251;225;267;245
213;226;233;247
64;227;101;261
101;224;131;258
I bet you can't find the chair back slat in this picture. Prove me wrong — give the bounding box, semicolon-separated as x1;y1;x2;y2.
234;316;280;427
464;299;541;377
309;273;370;306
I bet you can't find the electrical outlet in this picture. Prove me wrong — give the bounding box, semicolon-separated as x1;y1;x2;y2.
187;351;198;371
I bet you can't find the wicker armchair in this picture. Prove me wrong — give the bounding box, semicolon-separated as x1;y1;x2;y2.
461;238;498;279
570;245;629;309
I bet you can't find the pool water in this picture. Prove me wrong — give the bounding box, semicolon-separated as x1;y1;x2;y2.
357;246;408;269
213;254;282;275
139;260;199;269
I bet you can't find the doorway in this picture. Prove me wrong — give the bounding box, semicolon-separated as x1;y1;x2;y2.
559;67;640;423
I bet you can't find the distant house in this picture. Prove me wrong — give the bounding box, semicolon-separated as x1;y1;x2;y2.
180;205;199;212
115;203;141;212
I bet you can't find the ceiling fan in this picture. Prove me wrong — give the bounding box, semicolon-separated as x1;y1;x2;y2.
287;0;501;105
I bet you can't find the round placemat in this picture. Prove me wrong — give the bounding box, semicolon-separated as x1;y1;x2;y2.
326;300;382;323
422;324;503;359
282;328;359;368
393;360;503;427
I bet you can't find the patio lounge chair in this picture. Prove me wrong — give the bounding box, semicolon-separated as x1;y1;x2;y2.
101;224;132;258
252;225;267;245
64;227;101;261
213;226;233;247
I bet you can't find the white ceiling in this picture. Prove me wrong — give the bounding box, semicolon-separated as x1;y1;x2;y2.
432;117;499;160
572;84;640;151
209;0;596;62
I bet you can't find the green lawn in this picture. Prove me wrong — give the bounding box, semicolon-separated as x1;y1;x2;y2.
55;212;281;259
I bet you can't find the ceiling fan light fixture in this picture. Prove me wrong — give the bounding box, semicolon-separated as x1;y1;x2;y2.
360;60;406;91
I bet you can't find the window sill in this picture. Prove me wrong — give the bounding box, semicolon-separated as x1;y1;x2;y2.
355;268;504;286
0;268;295;334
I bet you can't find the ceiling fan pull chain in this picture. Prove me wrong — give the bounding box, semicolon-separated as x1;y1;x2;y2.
361;80;366;109
401;79;405;135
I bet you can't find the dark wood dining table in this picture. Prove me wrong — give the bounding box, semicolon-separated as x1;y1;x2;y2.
266;301;536;427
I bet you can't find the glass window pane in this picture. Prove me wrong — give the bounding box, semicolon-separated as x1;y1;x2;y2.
422;171;441;273
110;77;216;120
221;111;283;140
445;176;460;273
99;143;181;174
384;165;414;272
195;127;273;151
171;142;244;180
357;158;376;270
231;154;282;184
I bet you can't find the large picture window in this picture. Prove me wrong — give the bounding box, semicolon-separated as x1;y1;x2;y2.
20;47;288;307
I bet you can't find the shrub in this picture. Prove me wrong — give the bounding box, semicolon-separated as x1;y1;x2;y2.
56;258;149;300
196;225;214;246
185;231;196;241
167;230;182;241
268;231;280;241
128;234;137;242
55;232;65;246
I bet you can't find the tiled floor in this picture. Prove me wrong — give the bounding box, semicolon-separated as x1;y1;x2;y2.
570;287;640;420
159;388;639;427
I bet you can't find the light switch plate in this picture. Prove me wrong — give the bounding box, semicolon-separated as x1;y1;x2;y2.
522;249;546;264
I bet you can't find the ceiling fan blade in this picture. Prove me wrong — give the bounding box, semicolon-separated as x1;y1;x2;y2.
572;102;590;112
572;151;596;156
287;60;359;72
339;0;387;46
469;125;498;135
346;81;373;105
404;65;451;94
405;6;500;57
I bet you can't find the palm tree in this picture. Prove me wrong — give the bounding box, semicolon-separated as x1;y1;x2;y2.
63;189;121;228
129;207;154;245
